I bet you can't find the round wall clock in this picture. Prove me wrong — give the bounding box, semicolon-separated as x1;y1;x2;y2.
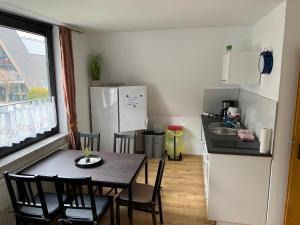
259;50;273;75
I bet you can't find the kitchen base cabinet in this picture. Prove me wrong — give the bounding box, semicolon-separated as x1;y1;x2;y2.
207;154;271;225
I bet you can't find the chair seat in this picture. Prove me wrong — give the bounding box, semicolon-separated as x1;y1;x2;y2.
65;195;110;221
20;192;67;217
118;183;154;203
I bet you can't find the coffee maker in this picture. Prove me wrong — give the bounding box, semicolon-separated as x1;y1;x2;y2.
220;100;235;118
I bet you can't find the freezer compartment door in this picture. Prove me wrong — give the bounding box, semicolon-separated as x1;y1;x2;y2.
90;87;118;152
118;86;147;132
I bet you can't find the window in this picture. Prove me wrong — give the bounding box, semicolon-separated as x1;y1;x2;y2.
0;11;58;158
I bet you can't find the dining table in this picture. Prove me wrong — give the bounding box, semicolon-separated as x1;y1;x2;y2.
19;149;148;225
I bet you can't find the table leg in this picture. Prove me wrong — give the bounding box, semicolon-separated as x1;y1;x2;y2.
128;184;133;225
145;159;148;184
174;135;176;160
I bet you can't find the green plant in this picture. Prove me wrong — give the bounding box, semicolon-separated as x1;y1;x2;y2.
83;147;91;157
83;147;91;162
88;55;103;80
28;88;48;99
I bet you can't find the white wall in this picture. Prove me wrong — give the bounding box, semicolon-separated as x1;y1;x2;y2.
266;1;300;225
242;2;286;101
239;1;300;224
72;32;91;132
237;2;300;225
86;27;250;154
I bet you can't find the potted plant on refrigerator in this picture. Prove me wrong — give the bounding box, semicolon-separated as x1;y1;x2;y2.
88;54;103;86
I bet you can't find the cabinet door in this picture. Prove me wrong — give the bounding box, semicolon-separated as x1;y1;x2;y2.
202;158;209;198
229;52;259;84
90;87;119;152
119;86;147;132
207;154;271;225
202;143;209;200
222;52;259;85
221;53;230;83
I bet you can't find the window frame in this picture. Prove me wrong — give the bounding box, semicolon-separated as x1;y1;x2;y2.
0;11;59;159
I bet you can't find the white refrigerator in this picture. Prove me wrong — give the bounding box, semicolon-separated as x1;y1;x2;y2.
90;86;147;152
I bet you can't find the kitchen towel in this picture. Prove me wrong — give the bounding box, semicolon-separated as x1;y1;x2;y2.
260;128;272;153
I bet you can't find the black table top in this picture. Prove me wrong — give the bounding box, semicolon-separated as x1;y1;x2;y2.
201;115;272;157
20;150;147;187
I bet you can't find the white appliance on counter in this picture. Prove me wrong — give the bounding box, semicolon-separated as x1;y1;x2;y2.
90;86;147;152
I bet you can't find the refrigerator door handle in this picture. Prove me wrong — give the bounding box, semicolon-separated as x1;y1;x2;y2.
145;117;148;129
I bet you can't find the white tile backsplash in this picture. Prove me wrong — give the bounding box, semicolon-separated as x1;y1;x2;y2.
202;88;240;115
238;89;277;152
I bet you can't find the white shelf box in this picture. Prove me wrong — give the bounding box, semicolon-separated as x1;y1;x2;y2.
222;52;260;85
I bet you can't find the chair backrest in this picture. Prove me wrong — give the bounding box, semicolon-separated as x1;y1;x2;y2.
3;172;49;219
79;132;100;151
113;133;136;154
152;153;167;202
54;176;97;221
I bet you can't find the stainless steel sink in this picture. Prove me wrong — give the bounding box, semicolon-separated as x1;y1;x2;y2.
209;127;238;135
208;122;238;135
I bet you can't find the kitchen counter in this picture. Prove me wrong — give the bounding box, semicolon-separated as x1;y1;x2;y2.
201;115;272;157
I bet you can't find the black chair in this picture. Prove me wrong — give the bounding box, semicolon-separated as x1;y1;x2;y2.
79;132;105;194
79;132;100;151
112;133;137;194
4;172;63;225
113;133;136;154
116;154;167;225
54;176;114;225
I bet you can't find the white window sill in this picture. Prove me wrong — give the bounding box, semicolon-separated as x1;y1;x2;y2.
0;133;69;177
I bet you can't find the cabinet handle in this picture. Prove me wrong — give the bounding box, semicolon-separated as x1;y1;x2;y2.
298;143;300;159
221;79;227;82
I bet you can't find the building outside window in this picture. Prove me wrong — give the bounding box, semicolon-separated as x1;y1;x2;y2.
0;12;58;158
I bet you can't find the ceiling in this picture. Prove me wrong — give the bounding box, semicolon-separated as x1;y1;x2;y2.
0;0;284;32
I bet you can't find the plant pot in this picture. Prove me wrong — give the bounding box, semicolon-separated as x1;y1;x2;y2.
90;80;102;87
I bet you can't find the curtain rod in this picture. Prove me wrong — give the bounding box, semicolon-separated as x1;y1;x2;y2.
0;3;84;33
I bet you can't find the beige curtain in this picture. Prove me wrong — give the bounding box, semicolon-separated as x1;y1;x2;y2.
59;26;80;150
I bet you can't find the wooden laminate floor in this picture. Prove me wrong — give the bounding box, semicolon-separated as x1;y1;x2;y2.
53;155;215;225
105;155;215;225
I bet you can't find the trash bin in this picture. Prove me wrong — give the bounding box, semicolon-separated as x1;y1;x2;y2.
165;125;184;161
153;132;165;158
143;131;154;158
